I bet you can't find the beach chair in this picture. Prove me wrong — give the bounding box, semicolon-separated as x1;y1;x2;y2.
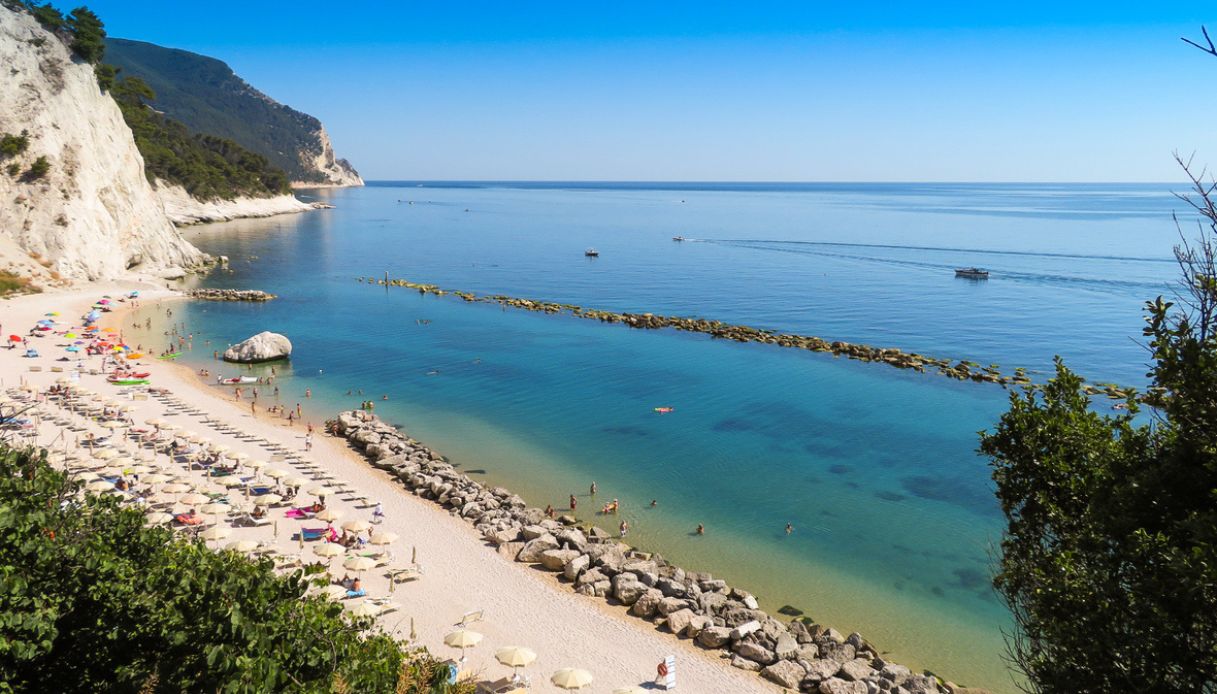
455;609;483;627
300;527;329;541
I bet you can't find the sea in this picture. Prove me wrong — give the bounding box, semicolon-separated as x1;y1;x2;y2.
127;182;1186;691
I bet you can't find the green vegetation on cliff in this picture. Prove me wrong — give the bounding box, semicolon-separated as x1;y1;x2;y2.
0;443;469;693
112;76;291;200
105;38;357;184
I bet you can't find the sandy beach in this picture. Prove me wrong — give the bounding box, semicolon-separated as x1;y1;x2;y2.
0;281;776;693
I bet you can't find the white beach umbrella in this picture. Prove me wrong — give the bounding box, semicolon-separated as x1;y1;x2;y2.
341;520;372;534
225;539;260;553
551;668;594;690
247;459;268;470
314;544;345;559
494;646;537;670
160;482;191;494
85;480;114;493
369;531;398;546
307;485;335;497
318;584;349;600
159;423;179;431
143;473;172;484
232;452;250;462
200;526;231;541
265;468;289;480
144;512;174;525
199;502;230;518
211;444;230;454
342;556;377;573
283;475;308;488
348;601;381;619
92;448;118;460
253;494;283;507
179;492;211;506
220;477;247;488
443;629;483;661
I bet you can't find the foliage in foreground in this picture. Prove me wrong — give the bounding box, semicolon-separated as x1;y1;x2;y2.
0;443;469;693
981;164;1217;693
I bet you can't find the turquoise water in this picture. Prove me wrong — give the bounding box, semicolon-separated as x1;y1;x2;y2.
141;183;1184;691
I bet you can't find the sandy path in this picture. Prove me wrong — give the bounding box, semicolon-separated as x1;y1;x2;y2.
0;281;777;694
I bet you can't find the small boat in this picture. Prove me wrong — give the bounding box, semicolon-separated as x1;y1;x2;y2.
954;267;989;279
113;371;150;379
126;352;144;359
672;236;686;242
107;376;149;385
217;376;257;385
158;352;182;360
585;248;600;257
654;406;675;414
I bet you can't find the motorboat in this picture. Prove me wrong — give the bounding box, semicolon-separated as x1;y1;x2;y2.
954;267;989;279
672;236;685;242
217;376;258;385
585;248;600;257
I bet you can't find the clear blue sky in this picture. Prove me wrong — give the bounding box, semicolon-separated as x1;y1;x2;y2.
85;1;1216;181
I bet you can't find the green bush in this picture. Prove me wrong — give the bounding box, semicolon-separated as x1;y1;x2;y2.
21;156;50;181
0;131;30;159
5;163;20;177
0;443;470;693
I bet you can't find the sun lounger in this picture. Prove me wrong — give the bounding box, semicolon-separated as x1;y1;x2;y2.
455;609;483;626
345;588;367;599
300;527;330;541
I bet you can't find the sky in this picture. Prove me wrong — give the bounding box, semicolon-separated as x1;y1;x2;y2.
81;1;1217;182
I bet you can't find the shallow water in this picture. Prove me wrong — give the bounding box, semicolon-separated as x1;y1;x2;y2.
132;182;1186;691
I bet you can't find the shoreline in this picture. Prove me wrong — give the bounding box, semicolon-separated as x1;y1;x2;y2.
30;281;782;693
118;288;965;693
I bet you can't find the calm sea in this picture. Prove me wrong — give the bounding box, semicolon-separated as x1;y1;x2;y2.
132;182;1185;691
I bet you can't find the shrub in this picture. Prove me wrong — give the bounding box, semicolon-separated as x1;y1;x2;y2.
0;131;29;159
21;156;50;181
5;163;19;177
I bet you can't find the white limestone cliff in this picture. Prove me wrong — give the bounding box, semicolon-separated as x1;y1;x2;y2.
294;124;363;188
154;182;316;225
0;3;207;281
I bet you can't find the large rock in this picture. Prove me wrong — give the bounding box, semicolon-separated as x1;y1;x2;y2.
664;608;697;635
761;660;805;690
774;633;799;660
819;679;867;694
563;553;590;581
804;659;841;681
733;640;776;665
538;548;581;571
629;589;664;618
696;626;732;649
611;574;647;605
516;535;559;563
223;331;292;363
838;659;875;682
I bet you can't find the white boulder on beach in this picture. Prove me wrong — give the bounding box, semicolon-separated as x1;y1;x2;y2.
223;331;292;363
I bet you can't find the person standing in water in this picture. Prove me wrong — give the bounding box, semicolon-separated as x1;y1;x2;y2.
785;522;794;534
590;481;597;495
569;494;577;511
696;523;705;535
619;520;629;538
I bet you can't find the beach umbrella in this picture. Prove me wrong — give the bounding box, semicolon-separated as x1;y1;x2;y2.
220;477;246;488
211;444;230;454
254;494;283;507
283;475;308;488
314;544;345;561
307;485;335;497
315;508;343;522
318;584;348;600
443;630;483;661
92;449;118;460
144;473;172;484
145;417;165;427
109;456;134;468
341;520;372;534
160;482;191;495
247;459;268;470
200;526;231;541
144;512;174;525
551;668;594;690
233;452;250;462
159;423;179;432
494;646;537;672
179;492;211;506
348;601;381;619
200;503;229;518
342;556;376;574
85;480;114;493
265;468;289;480
74;471;100;482
225;540;260;553
612;688;648;694
369;531;398;546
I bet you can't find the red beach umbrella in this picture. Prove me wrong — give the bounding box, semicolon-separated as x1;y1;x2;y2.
8;335;20;342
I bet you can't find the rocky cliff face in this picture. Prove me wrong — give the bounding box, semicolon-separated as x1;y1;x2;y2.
104;38;363;188
0;4;206;281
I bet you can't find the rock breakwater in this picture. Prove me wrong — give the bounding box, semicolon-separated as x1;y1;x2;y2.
331;409;959;694
359;276;1138;403
188;288;276;302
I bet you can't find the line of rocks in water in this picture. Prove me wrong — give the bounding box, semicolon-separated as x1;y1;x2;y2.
358;275;1138;403
187;288;276;302
330;409;981;694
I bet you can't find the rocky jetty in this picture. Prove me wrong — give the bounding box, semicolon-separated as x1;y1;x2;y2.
222;331;291;363
360;276;1138;403
331;409;960;694
188;288;276;302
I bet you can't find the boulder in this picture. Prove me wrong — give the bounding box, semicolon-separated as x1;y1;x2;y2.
904;675;941;694
730;655;761;672
819;678;868;694
731;620;762;640
611;574;647;605
629;589;664;618
761;660;805;690
539;548;581;571
838;659;875;682
774;633;799;660
563;553;590;581
696;626;732;649
684;615;713;639
516;535;559;563
656;596;689;616
496;542;524;561
665;608;697;635
804;659;841;681
733;640;776;665
222;331;292;363
574;567;606;588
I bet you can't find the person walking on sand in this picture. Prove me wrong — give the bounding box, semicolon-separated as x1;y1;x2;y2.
372;502;385;524
287;411;295;427
304;433;313;451
251;401;256;416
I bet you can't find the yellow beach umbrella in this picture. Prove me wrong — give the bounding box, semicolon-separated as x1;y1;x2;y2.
265;468;289;480
369;531;398;546
348;601;381;619
307;485;335;497
443;629;483;661
551;668;594;690
92;449;118;460
179;492;211;506
315;508;343;522
283;475;308;487
226;539;260;553
494;646;537;671
200;526;231;541
342;556;376;574
314;544;345;559
144;512;174;525
341;519;372;533
253;494;283;507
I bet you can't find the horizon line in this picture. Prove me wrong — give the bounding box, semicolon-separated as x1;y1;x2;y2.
360;179;1183;185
